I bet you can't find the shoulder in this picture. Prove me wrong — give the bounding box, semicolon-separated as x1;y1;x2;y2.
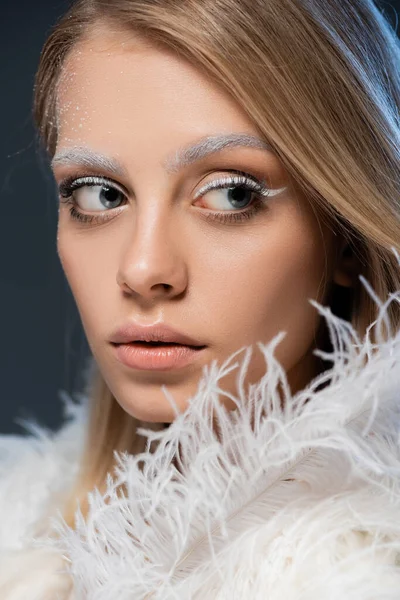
0;394;88;552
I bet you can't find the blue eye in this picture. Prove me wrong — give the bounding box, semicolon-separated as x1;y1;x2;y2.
59;176;126;208
192;171;286;224
96;184;124;209
194;172;271;214
226;186;254;209
59;175;127;224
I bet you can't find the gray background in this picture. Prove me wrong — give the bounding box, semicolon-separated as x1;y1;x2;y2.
0;0;399;434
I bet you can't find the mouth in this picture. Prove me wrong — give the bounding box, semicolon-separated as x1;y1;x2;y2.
125;341;205;348
112;341;207;371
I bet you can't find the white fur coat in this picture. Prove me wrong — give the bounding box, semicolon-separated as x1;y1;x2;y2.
1;283;400;599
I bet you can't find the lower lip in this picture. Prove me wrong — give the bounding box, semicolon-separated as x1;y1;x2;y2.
112;343;206;371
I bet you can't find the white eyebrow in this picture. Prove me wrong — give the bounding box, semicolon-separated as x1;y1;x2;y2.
51;147;127;176
51;134;274;175
164;133;274;172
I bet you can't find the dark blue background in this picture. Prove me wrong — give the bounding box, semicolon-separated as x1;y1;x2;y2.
0;0;89;434
0;1;399;434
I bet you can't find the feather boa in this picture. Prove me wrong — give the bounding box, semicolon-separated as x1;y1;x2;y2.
1;273;400;599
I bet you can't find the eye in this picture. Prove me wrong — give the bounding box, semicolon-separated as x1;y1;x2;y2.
59;175;126;211
193;172;272;212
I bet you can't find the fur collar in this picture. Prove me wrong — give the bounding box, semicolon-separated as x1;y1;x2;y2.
1;292;400;599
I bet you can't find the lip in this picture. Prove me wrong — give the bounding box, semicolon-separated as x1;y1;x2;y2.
112;342;206;371
109;322;205;347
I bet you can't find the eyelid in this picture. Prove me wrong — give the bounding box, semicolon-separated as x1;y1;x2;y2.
58;174;127;198
193;172;271;200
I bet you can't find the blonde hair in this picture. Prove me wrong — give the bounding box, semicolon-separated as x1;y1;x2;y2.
33;0;400;528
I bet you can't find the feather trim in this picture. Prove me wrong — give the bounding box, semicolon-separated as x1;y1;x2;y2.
0;393;87;552
34;271;400;599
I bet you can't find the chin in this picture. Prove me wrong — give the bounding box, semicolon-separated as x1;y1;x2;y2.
119;396;183;424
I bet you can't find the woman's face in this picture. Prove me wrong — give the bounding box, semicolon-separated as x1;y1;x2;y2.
53;25;343;423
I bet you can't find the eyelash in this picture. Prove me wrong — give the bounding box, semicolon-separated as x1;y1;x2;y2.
58;170;272;226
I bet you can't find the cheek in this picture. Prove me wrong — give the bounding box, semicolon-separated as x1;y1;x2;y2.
205;211;332;367
209;226;328;317
56;225;116;334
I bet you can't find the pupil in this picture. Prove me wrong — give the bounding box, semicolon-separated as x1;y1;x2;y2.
228;186;253;208
100;186;121;208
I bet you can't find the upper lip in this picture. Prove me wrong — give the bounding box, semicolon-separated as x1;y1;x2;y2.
109;323;206;347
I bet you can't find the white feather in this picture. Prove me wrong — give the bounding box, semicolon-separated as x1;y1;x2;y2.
31;273;400;599
1;268;400;598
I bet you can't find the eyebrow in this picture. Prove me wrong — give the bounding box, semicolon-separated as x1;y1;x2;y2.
51;133;274;175
51;147;128;177
165;133;274;172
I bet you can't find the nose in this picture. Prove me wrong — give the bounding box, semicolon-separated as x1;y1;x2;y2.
116;209;188;302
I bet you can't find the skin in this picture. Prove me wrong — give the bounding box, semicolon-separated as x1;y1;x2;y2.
53;25;352;423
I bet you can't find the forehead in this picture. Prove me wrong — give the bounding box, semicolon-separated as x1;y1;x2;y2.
55;25;260;156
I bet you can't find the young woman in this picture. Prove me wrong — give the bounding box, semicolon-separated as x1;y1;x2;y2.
1;0;400;597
